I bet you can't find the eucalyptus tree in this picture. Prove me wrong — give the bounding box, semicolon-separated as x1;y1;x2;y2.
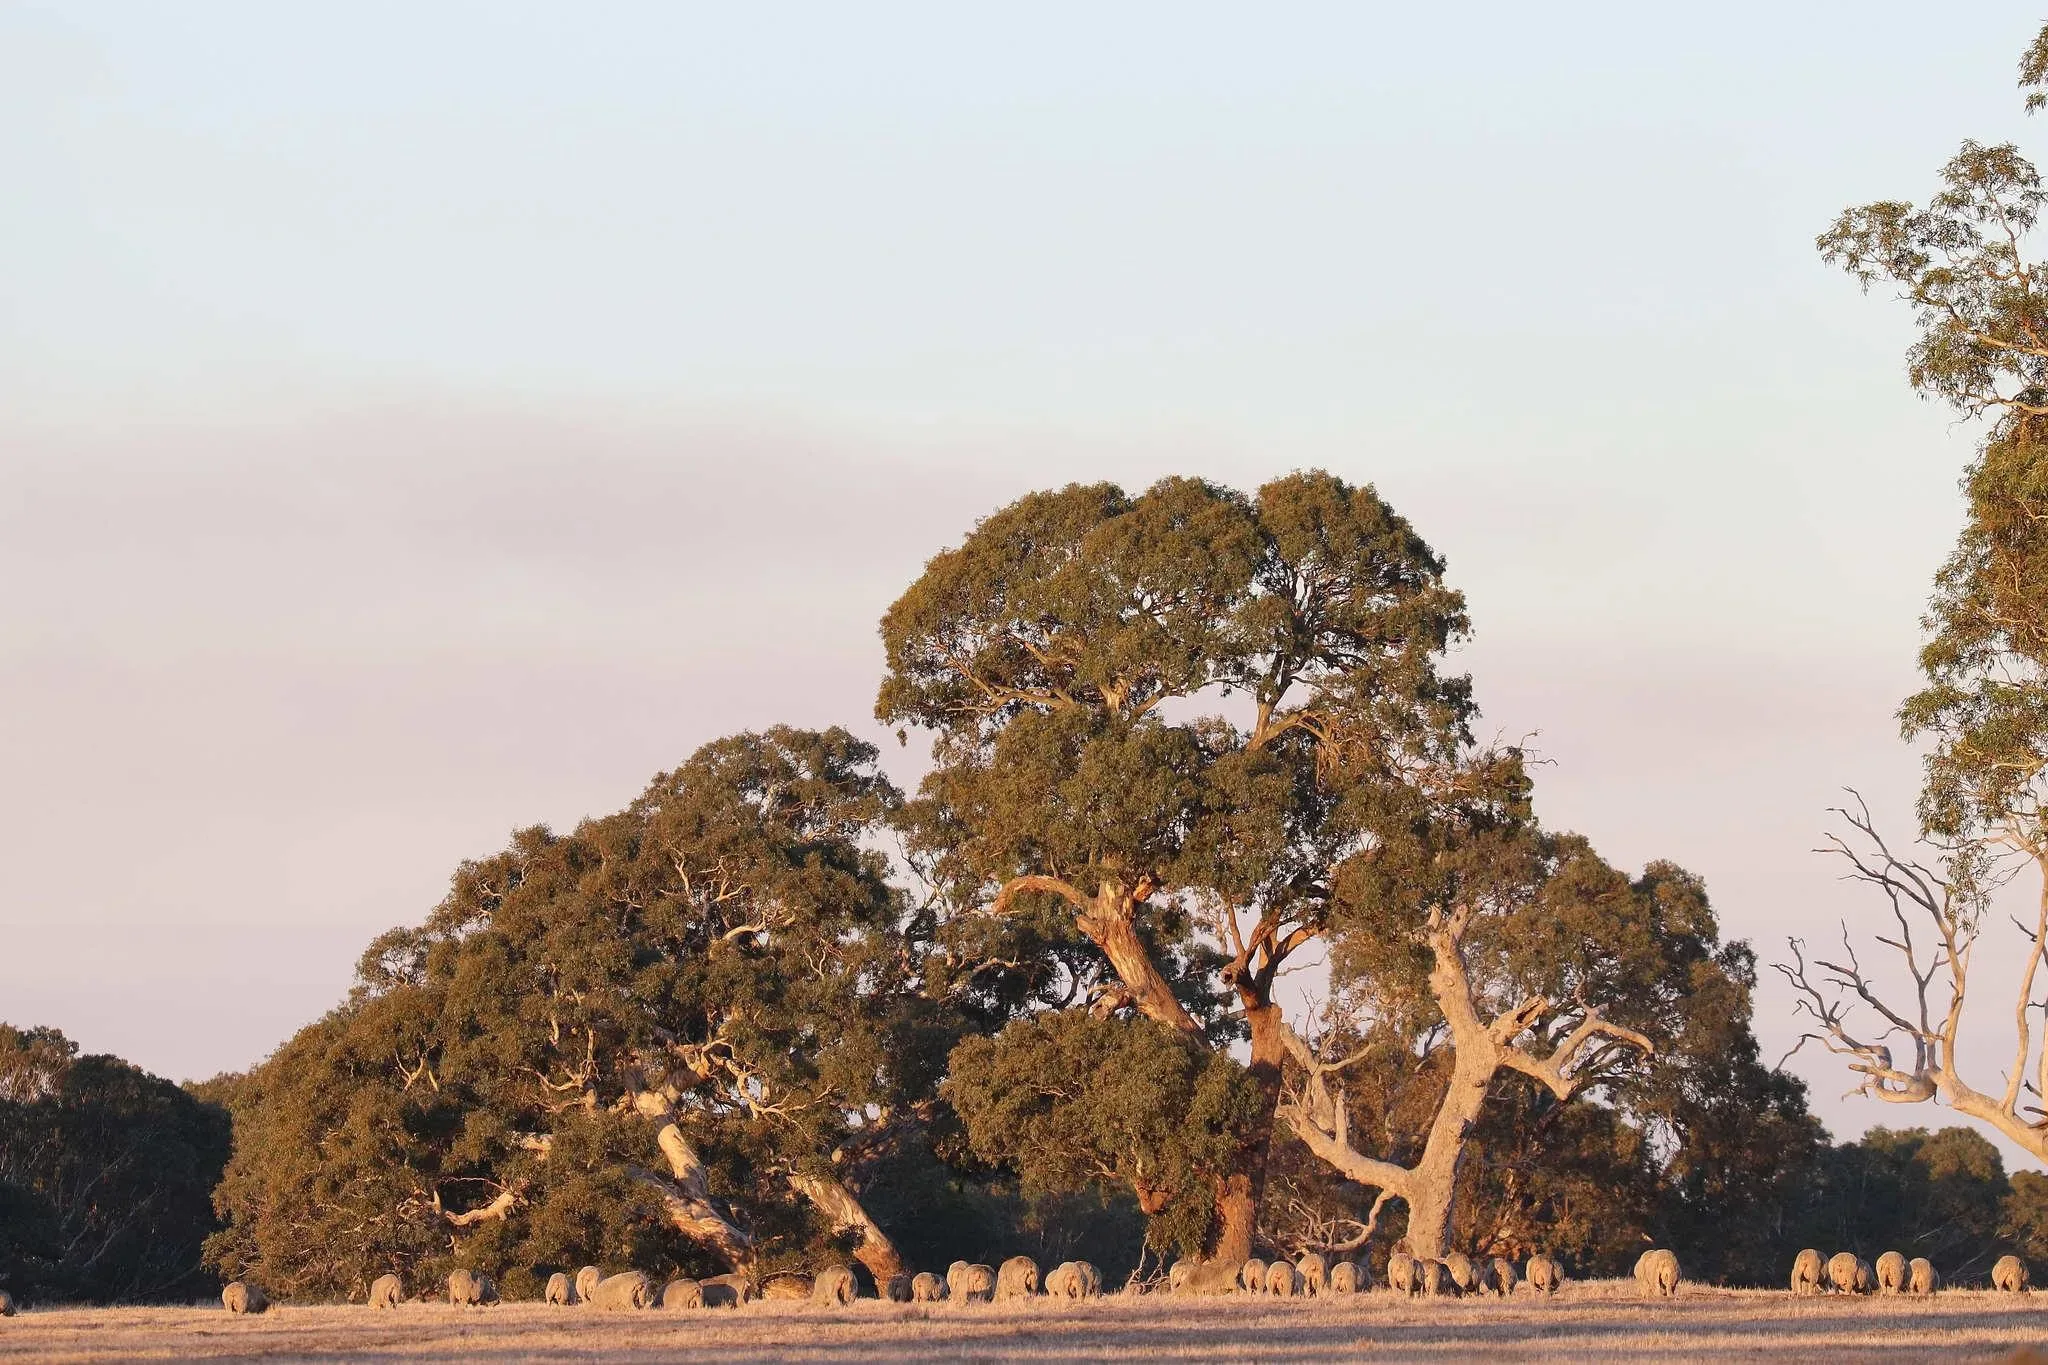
208;727;948;1299
1784;22;2048;1156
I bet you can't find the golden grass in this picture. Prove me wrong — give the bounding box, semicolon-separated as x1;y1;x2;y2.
4;1282;2048;1363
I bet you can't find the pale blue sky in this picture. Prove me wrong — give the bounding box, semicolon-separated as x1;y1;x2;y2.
4;2;2044;1160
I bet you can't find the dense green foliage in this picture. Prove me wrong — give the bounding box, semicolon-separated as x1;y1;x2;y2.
0;1025;230;1304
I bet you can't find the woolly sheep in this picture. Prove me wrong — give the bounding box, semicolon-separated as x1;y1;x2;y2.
1419;1258;1453;1296
1294;1252;1328;1296
369;1273;403;1309
995;1256;1039;1301
447;1270;491;1307
1265;1260;1300;1297
1634;1249;1680;1298
1387;1252;1419;1296
221;1281;268;1314
660;1278;702;1309
1789;1249;1823;1296
1995;1255;2031;1293
1875;1251;1907;1295
1525;1255;1561;1295
762;1274;813;1301
1443;1251;1478;1294
1238;1258;1268;1293
703;1272;757;1304
883;1273;913;1303
0;1291;13;1317
954;1263;995;1304
591;1271;651;1310
1855;1257;1875;1293
813;1266;858;1306
1909;1258;1940;1295
911;1271;946;1302
1490;1257;1517;1296
1046;1261;1103;1299
1826;1252;1868;1295
699;1281;741;1309
1327;1261;1361;1295
545;1271;575;1306
1167;1259;1193;1294
576;1266;603;1304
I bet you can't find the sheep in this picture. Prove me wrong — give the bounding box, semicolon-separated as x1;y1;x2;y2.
813;1265;858;1306
1524;1255;1561;1295
1237;1258;1267;1294
545;1271;576;1306
1265;1260;1300;1297
576;1266;603;1304
762;1274;813;1302
1789;1248;1824;1296
0;1291;13;1317
1633;1249;1680;1298
703;1272;757;1305
952;1263;995;1304
1995;1254;2031;1293
1168;1259;1193;1294
1294;1252;1328;1296
1443;1251;1478;1294
1855;1257;1876;1293
448;1270;499;1307
883;1273;913;1303
369;1273;403;1309
1327;1261;1361;1295
1875;1250;1907;1295
1909;1258;1940;1295
221;1281;268;1314
1419;1259;1454;1296
1469;1259;1497;1295
995;1256;1040;1301
1386;1252;1420;1296
911;1271;946;1302
1826;1252;1864;1295
660;1279;702;1309
699;1281;741;1309
591;1271;651;1310
1046;1261;1103;1299
1490;1257;1518;1296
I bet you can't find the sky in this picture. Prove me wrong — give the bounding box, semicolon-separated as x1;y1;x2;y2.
3;2;2044;1162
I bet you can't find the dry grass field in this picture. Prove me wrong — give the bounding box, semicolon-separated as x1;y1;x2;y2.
8;1282;2048;1364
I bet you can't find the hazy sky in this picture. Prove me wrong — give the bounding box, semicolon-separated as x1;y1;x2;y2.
4;3;2044;1162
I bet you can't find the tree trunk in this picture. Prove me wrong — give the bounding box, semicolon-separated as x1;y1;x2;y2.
788;1171;906;1284
1399;1052;1492;1260
1078;897;1200;1035
1179;999;1289;1292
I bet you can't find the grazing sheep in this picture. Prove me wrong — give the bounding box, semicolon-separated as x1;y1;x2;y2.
545;1271;576;1306
1875;1251;1907;1295
1168;1260;1193;1294
762;1274;813;1302
813;1266;858;1306
699;1281;741;1309
1909;1258;1940;1295
947;1261;972;1298
660;1279;702;1309
1046;1261;1103;1299
369;1273;403;1309
1525;1255;1561;1295
995;1256;1040;1301
1855;1257;1876;1293
576;1266;603;1304
1265;1260;1300;1297
1419;1259;1454;1296
911;1272;946;1302
703;1272;757;1305
883;1273;913;1303
1633;1249;1680;1298
1443;1251;1478;1294
1327;1261;1361;1295
591;1271;651;1310
1294;1252;1328;1296
1490;1257;1517;1296
221;1281;268;1314
447;1270;486;1307
1825;1252;1866;1295
1790;1248;1824;1296
1238;1258;1267;1293
1995;1254;2031;1293
955;1264;995;1304
0;1291;13;1317
1386;1252;1419;1296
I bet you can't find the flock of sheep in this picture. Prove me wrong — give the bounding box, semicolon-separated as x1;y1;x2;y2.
82;1245;2040;1318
